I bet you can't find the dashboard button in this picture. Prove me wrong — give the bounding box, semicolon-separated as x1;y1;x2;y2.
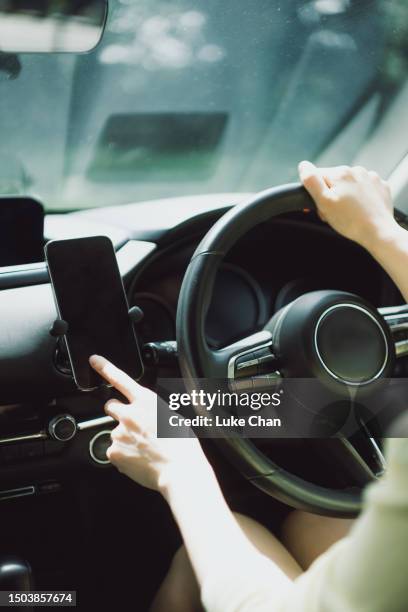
234;347;277;378
229;377;254;392
234;352;258;377
252;372;281;390
252;347;274;360
253;348;278;375
48;414;77;442
89;430;112;465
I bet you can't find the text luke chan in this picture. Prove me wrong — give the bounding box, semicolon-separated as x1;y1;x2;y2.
168;414;282;427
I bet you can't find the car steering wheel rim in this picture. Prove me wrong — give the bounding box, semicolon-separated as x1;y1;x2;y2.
176;183;377;518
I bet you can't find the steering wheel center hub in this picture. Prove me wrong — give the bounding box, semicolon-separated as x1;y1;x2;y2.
267;290;394;390
314;303;388;384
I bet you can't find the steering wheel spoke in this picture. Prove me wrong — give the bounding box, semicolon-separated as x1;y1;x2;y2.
379;304;408;358
209;330;282;389
335;432;386;486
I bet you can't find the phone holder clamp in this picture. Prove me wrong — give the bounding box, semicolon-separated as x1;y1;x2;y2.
128;306;144;325
50;319;69;337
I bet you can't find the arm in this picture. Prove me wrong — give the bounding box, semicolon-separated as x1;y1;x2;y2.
89;356;292;611
163;458;292;611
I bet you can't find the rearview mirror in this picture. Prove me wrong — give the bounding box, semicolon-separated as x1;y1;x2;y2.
0;0;107;53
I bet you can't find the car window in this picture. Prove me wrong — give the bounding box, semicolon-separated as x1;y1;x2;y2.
0;0;407;210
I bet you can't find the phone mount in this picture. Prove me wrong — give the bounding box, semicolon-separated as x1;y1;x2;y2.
50;307;145;381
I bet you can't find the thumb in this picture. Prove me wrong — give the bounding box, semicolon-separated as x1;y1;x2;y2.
298;161;331;204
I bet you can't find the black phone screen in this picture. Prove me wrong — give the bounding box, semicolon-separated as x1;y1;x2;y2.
0;197;44;266
45;236;143;390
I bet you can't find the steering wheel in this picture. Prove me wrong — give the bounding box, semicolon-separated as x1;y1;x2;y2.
176;183;396;517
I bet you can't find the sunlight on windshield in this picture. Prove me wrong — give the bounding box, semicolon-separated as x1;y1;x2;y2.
0;0;407;210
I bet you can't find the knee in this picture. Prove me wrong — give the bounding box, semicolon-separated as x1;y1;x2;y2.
171;545;191;572
150;545;202;612
281;509;354;570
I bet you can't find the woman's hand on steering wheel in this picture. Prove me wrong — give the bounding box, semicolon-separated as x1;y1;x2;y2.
298;161;395;250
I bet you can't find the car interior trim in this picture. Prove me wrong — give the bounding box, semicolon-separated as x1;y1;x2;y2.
77;416;115;431
0;432;47;446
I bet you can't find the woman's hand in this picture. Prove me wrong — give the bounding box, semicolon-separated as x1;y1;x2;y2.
298;161;397;251
89;355;210;495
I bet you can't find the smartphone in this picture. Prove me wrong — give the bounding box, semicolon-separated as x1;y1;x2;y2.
45;236;143;391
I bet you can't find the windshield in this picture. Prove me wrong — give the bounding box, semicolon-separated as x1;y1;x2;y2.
1;0;408;211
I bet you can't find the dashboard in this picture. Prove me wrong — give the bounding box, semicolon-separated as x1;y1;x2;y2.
129;213;398;350
0;192;405;490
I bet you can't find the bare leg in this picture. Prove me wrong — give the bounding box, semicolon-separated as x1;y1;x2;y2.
150;513;302;612
281;510;354;570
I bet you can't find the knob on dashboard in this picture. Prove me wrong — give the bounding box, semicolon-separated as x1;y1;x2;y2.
89;430;112;465
48;414;77;442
